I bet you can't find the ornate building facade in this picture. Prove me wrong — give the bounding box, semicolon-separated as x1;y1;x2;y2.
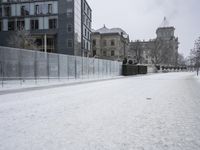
129;18;179;66
91;25;129;61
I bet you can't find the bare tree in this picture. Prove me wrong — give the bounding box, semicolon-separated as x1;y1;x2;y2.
148;38;174;66
129;40;144;64
177;53;186;66
148;38;164;65
189;37;200;75
7;28;38;50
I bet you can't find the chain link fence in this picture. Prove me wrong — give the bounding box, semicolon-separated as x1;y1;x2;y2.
0;46;122;88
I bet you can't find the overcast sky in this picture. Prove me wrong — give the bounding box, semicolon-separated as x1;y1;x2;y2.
87;0;200;56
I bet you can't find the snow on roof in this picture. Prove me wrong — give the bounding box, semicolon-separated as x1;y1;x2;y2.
94;25;129;38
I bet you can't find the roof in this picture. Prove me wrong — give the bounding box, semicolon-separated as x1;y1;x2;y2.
93;25;129;38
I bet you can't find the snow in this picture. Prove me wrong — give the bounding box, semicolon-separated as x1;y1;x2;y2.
0;76;123;92
0;72;200;150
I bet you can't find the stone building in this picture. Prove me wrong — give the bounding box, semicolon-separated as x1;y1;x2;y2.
91;25;129;61
129;18;179;66
0;0;92;56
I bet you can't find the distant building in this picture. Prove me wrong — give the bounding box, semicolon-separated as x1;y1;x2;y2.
0;0;92;56
91;25;129;61
129;18;179;66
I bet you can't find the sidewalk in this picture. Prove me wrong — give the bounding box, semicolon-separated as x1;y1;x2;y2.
0;76;124;96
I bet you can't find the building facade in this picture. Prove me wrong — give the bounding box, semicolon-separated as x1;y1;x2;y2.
129;19;179;66
0;0;92;56
91;25;129;61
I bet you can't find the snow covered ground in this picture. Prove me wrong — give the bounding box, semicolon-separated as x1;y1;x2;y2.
0;72;200;150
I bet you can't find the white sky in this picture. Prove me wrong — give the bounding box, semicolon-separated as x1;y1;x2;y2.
87;0;200;56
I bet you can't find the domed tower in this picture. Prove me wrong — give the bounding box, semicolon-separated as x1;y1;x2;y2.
156;17;175;40
155;17;179;65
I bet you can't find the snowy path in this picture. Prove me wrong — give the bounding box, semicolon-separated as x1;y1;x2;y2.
0;72;200;150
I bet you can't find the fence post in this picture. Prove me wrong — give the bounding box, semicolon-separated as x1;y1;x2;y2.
87;57;89;79
58;54;60;81
47;53;50;82
82;56;84;80
18;49;22;86
67;55;69;80
34;51;37;84
93;58;95;78
75;56;77;79
98;58;99;79
1;48;4;87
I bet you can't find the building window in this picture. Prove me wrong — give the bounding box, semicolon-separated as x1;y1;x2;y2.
49;19;57;29
85;28;87;36
30;19;39;30
4;6;11;17
0;6;2;17
103;51;107;56
0;20;2;31
93;40;96;46
47;38;55;53
103;40;107;46
93;50;96;57
67;9;73;17
35;5;39;15
67;24;73;32
111;40;115;46
111;50;115;56
35;4;43;15
35;38;43;47
86;42;88;50
8;20;15;31
48;4;52;14
17;20;25;30
21;5;29;16
67;39;73;48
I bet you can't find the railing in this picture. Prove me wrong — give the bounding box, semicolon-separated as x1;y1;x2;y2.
0;46;122;88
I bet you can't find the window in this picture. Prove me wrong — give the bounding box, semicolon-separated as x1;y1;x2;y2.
86;42;88;50
35;4;43;15
0;20;2;31
111;50;115;56
93;50;96;56
103;40;107;46
17;20;25;30
85;28;87;36
67;9;73;17
35;5;39;15
49;19;57;29
0;6;2;17
4;6;11;16
30;19;39;30
21;6;25;16
111;40;115;46
67;24;72;32
47;38;55;53
35;38;43;46
48;4;52;14
93;40;96;46
84;3;86;11
21;4;29;16
67;39;73;48
8;20;15;31
103;51;107;56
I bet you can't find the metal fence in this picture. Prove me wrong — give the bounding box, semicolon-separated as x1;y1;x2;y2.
0;46;122;87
